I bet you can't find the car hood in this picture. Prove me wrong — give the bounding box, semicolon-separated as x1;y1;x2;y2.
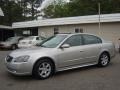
9;47;54;57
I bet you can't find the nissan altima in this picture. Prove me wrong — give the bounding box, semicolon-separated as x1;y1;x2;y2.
5;33;115;79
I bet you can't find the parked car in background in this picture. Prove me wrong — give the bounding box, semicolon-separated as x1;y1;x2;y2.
5;33;115;79
18;36;45;48
35;36;46;46
0;36;24;50
35;37;47;46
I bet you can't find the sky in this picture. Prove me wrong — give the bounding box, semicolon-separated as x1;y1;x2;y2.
37;0;55;11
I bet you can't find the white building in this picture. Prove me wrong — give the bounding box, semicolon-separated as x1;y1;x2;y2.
12;13;120;48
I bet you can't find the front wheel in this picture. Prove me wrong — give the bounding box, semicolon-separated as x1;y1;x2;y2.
98;53;110;67
32;59;54;80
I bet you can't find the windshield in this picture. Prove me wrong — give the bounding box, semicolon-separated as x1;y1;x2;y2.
39;35;68;48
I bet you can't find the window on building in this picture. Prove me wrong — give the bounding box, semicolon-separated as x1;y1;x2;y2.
54;27;59;35
80;28;83;33
75;28;83;33
23;30;31;35
75;28;79;33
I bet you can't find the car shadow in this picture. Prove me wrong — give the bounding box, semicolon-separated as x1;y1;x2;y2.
6;72;34;81
55;65;97;76
55;63;114;77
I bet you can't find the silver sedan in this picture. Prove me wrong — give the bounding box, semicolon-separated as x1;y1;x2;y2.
5;33;115;79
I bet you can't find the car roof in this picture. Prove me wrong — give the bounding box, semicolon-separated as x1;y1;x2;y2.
57;33;100;37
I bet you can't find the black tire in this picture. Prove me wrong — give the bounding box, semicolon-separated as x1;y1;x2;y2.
32;59;55;80
98;52;110;67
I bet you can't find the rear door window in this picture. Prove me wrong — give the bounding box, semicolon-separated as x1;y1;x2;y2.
83;34;102;45
36;37;40;40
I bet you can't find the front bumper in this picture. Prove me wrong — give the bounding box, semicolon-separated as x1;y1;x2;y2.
5;60;33;76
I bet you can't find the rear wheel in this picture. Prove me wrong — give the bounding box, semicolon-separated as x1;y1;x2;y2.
98;52;110;67
32;59;55;79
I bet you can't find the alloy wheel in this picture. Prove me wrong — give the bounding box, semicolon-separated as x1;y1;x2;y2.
101;54;109;66
38;62;52;78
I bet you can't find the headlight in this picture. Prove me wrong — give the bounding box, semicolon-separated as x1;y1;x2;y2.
14;55;30;62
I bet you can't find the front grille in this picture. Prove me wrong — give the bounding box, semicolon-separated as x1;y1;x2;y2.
6;56;13;62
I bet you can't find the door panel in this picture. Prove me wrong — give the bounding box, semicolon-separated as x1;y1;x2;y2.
80;44;102;63
82;34;102;63
57;46;84;68
57;35;84;68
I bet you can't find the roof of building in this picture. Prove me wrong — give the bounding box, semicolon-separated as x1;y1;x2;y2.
0;7;4;16
12;13;120;29
0;25;12;29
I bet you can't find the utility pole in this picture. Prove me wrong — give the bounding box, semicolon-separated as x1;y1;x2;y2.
98;2;101;35
0;7;4;41
53;0;56;12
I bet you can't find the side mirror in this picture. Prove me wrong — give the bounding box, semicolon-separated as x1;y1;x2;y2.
60;44;70;48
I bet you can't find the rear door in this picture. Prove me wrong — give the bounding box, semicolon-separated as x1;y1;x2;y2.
81;34;102;63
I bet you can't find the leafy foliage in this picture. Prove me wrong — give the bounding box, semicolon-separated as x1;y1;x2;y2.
43;0;120;18
0;0;39;25
0;0;24;25
1;0;120;25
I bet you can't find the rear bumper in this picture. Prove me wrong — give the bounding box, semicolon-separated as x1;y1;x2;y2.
0;46;11;49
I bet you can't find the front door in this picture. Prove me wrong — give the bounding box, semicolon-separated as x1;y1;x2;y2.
57;35;84;68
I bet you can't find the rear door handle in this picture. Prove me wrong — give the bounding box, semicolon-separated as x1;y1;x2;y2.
80;51;84;52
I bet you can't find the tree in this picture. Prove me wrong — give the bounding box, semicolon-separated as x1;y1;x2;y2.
18;0;44;20
0;0;24;25
26;0;37;20
0;0;40;25
43;0;120;18
43;0;69;18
